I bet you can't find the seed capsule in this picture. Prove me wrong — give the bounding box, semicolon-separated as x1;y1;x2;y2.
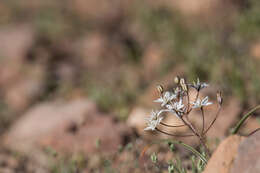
156;85;164;94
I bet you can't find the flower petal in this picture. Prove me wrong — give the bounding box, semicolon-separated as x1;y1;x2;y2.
144;126;153;131
154;98;163;103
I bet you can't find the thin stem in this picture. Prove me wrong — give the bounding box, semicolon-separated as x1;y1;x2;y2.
155;127;195;137
204;105;222;135
186;89;190;114
231;105;260;135
195;91;199;101
160;122;186;128
200;107;205;135
180;116;210;157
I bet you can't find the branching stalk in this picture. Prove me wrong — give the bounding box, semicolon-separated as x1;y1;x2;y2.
180;116;210;156
200;107;205;135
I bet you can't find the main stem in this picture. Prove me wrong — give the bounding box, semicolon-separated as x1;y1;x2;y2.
180;116;210;157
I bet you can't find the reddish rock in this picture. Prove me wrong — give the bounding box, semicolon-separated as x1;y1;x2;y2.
3;99;128;156
127;107;152;138
0;25;34;62
0;25;35;86
230;131;260;173
203;135;244;173
0;25;44;112
4;65;46;112
41;111;127;154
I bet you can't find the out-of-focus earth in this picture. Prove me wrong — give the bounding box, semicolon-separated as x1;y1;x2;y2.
0;0;260;172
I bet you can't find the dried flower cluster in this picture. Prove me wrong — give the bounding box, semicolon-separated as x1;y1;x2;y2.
144;77;223;155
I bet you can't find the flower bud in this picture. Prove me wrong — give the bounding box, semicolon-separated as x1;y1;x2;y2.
156;85;164;94
217;91;223;105
151;152;157;163
180;78;187;91
174;76;180;84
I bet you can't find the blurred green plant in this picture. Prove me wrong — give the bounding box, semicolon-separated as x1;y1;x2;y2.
237;0;260;40
86;80;136;121
136;0;260;104
49;153;86;173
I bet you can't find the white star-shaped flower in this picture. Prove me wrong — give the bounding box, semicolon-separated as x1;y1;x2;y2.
166;99;185;111
174;99;185;111
154;91;176;107
144;110;164;131
191;96;212;108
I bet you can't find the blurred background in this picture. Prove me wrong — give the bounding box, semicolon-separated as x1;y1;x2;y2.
0;0;260;172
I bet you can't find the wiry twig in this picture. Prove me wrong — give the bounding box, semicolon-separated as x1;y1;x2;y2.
203;105;222;135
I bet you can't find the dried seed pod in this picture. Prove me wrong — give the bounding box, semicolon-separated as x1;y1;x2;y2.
180;78;187;91
157;85;164;95
217;91;223;105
